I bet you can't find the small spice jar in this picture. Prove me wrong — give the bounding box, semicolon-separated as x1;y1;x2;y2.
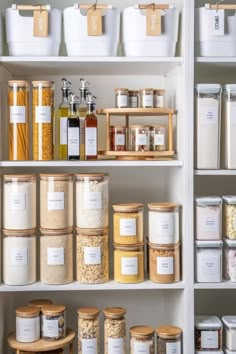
114;243;144;283
40;174;73;230
149;242;180;283
16;306;40;343
129;90;139;108
223;196;236;239
150;125;166;151
156;325;182;354
129;125;150;151
222;316;236;351
148;203;180;244
115;88;129;108
224;238;236;282
153;89;165;108
129;325;154;354
110;126;127;151
140;88;153;108
195;316;222;351
77;307;100;354
103;307;126;354
41;305;66;341
76;228;109;284
40;228;73;285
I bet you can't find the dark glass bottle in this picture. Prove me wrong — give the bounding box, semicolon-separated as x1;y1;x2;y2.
67;94;80;160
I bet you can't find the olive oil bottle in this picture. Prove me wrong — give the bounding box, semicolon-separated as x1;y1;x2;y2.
78;78;89;160
85;93;97;160
67;93;80;160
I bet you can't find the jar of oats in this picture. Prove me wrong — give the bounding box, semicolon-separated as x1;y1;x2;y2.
223;196;236;239
156;325;182;354
77;307;100;354
130;325;154;354
76;228;109;284
103;307;126;354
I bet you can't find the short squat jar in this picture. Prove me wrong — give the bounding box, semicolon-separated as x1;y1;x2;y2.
103;307;126;354
140;88;153;108
223;196;236;239
115;88;129;108
130;325;154;354
78;307;100;354
156;325;182;354
41;305;66;341
16;306;40;343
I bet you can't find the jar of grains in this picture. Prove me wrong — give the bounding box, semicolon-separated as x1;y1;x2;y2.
40;174;73;229
223;196;236;239
114;243;144;283
103;307;126;354
153;89;165;108
195;316;223;351
76;228;109;283
156;325;182;354
224;238;236;282
129;125;150;151
113;203;144;244
129;90;139;108
41;305;66;341
149;242;180;283
77;307;100;354
150;125;166;151
3;229;36;286
139;88;153;108
76;173;109;228
40;228;73;285
16;306;40;343
129;326;154;354
32;81;54;160
115;88;129;108
3;174;36;230
8;80;30;161
110;126;127;151
148;203;180;244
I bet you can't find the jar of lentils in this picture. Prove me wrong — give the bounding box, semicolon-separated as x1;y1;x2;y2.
78;307;100;354
156;325;182;354
130;325;154;353
103;307;126;354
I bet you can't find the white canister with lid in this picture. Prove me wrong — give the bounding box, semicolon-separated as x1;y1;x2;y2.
222;316;236;351
195;316;223;351
223;196;236;239
223;85;236;169
16;306;40;343
224;238;236;282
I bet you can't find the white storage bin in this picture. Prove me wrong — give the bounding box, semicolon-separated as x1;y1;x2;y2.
222;316;236;351
64;4;120;56
5;5;61;56
122;5;179;57
223;85;236;169
196;6;236;57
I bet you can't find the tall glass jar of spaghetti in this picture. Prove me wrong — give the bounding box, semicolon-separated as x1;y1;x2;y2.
8;81;30;161
32;81;54;160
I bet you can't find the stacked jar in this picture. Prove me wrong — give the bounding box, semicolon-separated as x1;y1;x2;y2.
76;173;109;284
223;196;236;282
113;203;144;283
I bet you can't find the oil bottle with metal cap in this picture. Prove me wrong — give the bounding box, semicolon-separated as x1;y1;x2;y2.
78;78;90;160
85;92;97;160
67;93;80;160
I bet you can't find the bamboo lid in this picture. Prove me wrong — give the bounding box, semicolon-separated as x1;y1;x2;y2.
3;174;36;180
130;325;154;338
103;307;126;319
75;173;109;178
115;88;129;92
114;242;144;251
40;173;73;180
113;203;143;212
41;305;65;316
76;227;108;236
148;202;180;212
140;88;153;91
8;80;29;87
29;299;53;309
40;228;73;236
153;89;165;94
32;81;54;86
3;229;36;238
149;241;180;250
77;307;100;319
156;325;182;339
16;306;40;318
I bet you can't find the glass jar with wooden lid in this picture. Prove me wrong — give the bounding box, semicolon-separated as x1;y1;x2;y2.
113;203;143;244
103;307;126;354
150;125;166;151
110;125;127;151
129;325;154;353
16;306;40;343
129;90;139;108
140;88;153;108
129;125;150;151
41;304;66;340
153;89;165;108
77;307;100;354
28;299;53;311
156;325;182;354
115;88;129;108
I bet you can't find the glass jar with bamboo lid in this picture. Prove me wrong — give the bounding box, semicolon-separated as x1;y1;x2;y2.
103;307;126;354
77;307;100;354
8;80;30;161
129;325;155;353
41;304;66;340
16;306;40;343
156;325;182;354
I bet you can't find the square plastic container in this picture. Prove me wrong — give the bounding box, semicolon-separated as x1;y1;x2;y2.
223;196;236;239
222;316;236;351
195;316;223;351
224;238;236;282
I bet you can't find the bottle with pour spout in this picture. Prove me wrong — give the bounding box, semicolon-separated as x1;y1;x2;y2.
78;78;90;160
85;92;97;160
67;93;80;160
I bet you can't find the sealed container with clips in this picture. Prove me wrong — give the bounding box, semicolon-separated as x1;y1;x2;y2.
222;316;236;351
195;316;223;351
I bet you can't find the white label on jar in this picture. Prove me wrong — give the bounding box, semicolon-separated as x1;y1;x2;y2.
121;257;138;275
35;106;51;123
60;117;68;145
68;127;80;156
47;192;64;210
154;95;164;108
142;94;153;107
133;341;149;353
17;319;36;340
199;106;218;125
84;191;102;210
201;331;218;349
129;96;138;108
9;192;26;211
157;257;174;275
10;248;28;266
202;255;219;274
84;246;101;265
136;134;148;145
43;319;59;338
154;133;165;146
10;106;26;123
47;247;64;265
117;95;128;108
156;214;174;237
85;127;97;156
209;9;225;36
115;134;125;146
166;341;181;354
201;214;218;232
108;338;124;353
120;218;136;236
82;338;97;353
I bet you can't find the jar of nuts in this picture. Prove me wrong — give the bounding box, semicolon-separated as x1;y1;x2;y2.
103;307;126;354
129;325;154;354
77;307;100;354
156;325;182;354
223;196;236;239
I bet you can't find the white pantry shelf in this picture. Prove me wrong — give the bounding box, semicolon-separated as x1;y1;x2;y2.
195;57;236;64
195;282;236;290
195;169;236;176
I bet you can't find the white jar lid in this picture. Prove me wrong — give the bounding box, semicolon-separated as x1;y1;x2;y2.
224;348;236;354
195;84;222;92
195;316;222;329
222;316;236;329
196;241;223;248
224;238;236;247
223;84;236;91
195;197;222;206
223;196;236;204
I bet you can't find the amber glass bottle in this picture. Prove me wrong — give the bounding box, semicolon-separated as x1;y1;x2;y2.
85;93;97;160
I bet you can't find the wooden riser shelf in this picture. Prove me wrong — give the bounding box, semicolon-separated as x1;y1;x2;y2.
99;150;175;160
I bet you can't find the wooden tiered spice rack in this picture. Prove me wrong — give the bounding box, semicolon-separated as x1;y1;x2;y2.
97;107;177;160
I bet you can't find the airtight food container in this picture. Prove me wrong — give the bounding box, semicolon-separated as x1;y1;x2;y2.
195;316;223;351
222;316;236;351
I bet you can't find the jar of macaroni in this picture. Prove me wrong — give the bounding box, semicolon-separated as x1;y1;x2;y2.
110;126;127;151
16;306;40;343
156;325;182;354
78;307;100;354
150;125;166;151
129;125;150;151
115;88;129;108
223;196;236;239
153;89;165;108
130;326;154;354
104;307;126;354
41;305;66;340
140;88;153;108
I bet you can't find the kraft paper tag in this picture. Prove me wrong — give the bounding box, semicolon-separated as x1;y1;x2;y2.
87;8;102;36
209;9;225;36
33;10;49;37
146;8;161;36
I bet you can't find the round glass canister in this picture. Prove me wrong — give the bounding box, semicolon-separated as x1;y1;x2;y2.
3;229;36;286
223;196;236;239
103;307;126;354
224;238;236;282
78;307;100;354
40;228;73;285
76;227;109;284
156;325;182;354
3;174;36;230
32;80;54;160
115;88;129;108
129;325;154;354
129;90;139;108
110;125;127;151
140;88;153;108
150;125;166;151
40;174;73;229
114;243;144;283
41;305;66;340
76;173;109;228
16;306;40;343
8;80;30;161
113;203;143;244
129;125;150;152
148;203;180;244
153;89;165;108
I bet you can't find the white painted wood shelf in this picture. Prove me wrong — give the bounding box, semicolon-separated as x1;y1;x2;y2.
195;282;236;290
195;170;236;175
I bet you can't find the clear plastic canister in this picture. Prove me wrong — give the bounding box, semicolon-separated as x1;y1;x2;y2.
129;326;154;354
223;196;236;239
223;85;236;169
129;125;150;151
103;307;126;354
150;125;166;151
77;307;100;354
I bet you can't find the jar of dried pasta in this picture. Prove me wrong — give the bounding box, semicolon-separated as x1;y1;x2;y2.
223;196;236;239
41;305;66;341
103;307;126;354
8;80;30;161
76;228;109;283
140;88;153;108
114;243;144;283
130;325;154;354
113;203;143;244
156;325;182;354
149;242;180;283
32;81;54;160
78;307;100;354
150;125;166;151
129;125;150;151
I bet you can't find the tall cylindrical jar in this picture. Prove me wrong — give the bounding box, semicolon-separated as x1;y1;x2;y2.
32;81;54;160
103;307;126;354
3;174;36;230
8;80;29;161
223;196;236;239
156;325;182;354
16;306;40;343
223;85;236;169
40;174;73;229
129;326;154;354
41;305;66;340
78;307;100;354
76;173;109;228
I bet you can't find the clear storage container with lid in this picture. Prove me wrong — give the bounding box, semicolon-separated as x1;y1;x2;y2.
140;88;153;108
129;90;139;108
223;85;236;169
16;306;40;343
110;126;127;151
224;238;236;282
153;89;165;108
103;307;126;354
129;325;154;354
156;325;182;354
150;125;166;151
195;84;222;169
223;196;236;239
77;307;100;354
222;316;236;351
115;88;129;108
41;305;66;340
129;125;150;151
195;316;223;351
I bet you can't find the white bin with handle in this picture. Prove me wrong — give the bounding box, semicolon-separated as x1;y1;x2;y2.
64;4;120;56
5;4;61;56
122;4;179;57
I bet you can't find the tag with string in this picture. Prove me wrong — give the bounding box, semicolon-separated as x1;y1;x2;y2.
146;8;162;36
33;9;49;37
87;7;102;36
209;8;225;36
